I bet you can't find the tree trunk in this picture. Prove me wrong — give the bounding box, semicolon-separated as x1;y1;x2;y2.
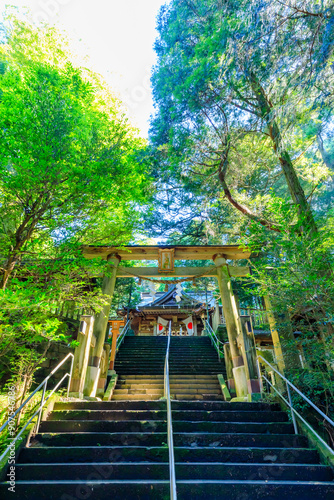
249;72;318;236
1;214;39;289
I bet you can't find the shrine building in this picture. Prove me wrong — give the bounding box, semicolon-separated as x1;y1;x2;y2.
119;285;216;336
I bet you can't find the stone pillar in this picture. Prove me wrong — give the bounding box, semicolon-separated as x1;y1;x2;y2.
263;295;285;374
84;254;120;397
69;315;94;398
213;254;248;398
223;343;235;395
96;342;110;399
240;316;261;394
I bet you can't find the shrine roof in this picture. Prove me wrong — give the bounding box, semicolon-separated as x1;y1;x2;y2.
137;285;214;310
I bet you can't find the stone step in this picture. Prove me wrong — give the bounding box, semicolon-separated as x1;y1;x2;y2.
117;355;218;358
169;380;220;389
118;374;219;380
53;401;280;412
116;350;221;354
116;383;164;388
39;419;295;434
14;461;332;482
170;388;222;394
116;349;167;352
115;384;220;391
171;410;289;422
170;384;220;389
176;481;334;500
115;382;165;387
30;432;168;448
115;383;221;388
114;363;165;366
112;394;162;401
31;432;309;449
115;362;223;366
113;392;223;400
18;445;319;465
54;401;166;411
115;369;224;373
116;358;221;363
172;394;224;401
170;375;220;380
113;389;164;395
115;363;223;368
2;480;333;500
114;372;225;376
116;366;225;369
115;384;165;390
116;365;225;369
47;409;289;422
116;356;219;360
172;401;281;411
117;375;164;380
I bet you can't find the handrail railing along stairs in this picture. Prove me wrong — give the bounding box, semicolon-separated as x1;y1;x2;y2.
205;321;223;362
164;321;177;500
115;319;131;354
258;355;334;457
0;352;74;462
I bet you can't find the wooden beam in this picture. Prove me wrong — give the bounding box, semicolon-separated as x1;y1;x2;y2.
229;266;251;278
82;245;251;261
115;266;250;278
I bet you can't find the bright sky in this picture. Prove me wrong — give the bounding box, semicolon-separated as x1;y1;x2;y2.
2;0;167;136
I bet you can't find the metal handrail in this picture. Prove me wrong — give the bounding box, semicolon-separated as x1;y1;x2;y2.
164;321;177;500
0;352;74;462
116;319;131;353
205;321;223;361
258;355;334;456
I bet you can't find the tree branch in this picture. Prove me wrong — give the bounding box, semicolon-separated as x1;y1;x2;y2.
218;157;282;233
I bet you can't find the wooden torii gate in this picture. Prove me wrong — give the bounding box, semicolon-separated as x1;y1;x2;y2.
74;245;266;399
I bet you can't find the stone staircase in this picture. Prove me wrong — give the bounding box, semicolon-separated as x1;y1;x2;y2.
113;374;224;400
114;336;167;375
114;336;225;376
113;335;226;400
1;399;333;499
169;336;224;375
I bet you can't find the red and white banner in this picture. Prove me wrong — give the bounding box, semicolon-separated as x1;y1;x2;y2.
157;316;168;335
182;316;194;336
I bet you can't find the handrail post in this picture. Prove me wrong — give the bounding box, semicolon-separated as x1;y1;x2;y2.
286;382;298;434
36;380;47;434
257;357;264;393
67;353;74;398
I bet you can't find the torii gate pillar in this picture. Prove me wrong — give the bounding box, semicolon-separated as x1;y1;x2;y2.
84;254;120;397
213;254;248;398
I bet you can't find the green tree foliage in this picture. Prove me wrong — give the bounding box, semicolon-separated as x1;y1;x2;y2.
0;15;152;289
150;0;334;237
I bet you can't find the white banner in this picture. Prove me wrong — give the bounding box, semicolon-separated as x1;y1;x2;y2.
157;316;168;335
182;316;194;336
